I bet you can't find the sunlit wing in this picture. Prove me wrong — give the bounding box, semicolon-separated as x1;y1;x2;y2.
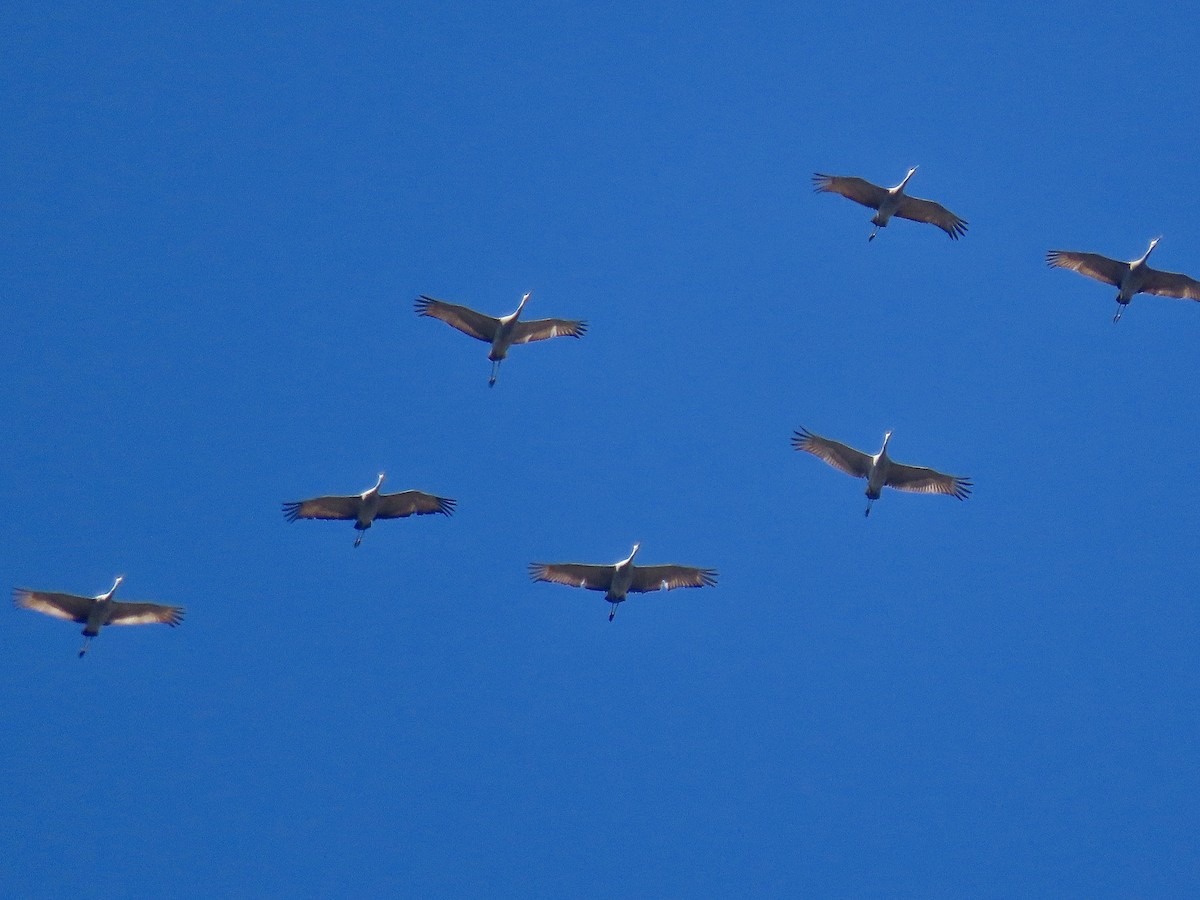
107;601;186;627
511;318;588;344
894;195;968;239
628;565;718;593
528;562;614;592
375;490;456;519
791;427;872;479
1140;267;1200;301
1045;250;1127;287
885;462;972;500
13;589;92;623
282;495;361;522
414;295;500;343
812;173;887;210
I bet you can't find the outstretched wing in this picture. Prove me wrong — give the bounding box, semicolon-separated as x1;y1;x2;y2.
628;565;718;594
894;195;968;239
1046;250;1127;287
375;490;456;519
792;427;872;479
511;318;588;344
13;589;92;623
1140;267;1200;301
812;173;887;210
107;601;186;627
885;463;972;500
282;495;361;522
528;562;614;592
414;295;500;343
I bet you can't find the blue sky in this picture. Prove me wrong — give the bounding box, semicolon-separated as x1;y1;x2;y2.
3;2;1200;896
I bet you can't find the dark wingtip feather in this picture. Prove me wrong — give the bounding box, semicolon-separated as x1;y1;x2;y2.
281;501;302;522
954;478;974;501
414;295;433;316
438;496;457;516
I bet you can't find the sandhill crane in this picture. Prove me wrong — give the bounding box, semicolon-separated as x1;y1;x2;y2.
813;167;968;241
792;427;972;517
14;576;185;657
1046;237;1200;322
282;472;455;547
415;291;587;386
529;543;718;621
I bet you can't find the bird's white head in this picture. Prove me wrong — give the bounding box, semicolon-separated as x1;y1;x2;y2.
629;542;641;560
104;575;125;598
901;166;918;186
882;430;893;450
1148;236;1162;253
375;472;386;488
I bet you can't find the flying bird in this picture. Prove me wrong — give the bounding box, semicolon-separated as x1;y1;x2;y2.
529;543;718;621
415;291;587;386
14;575;185;657
283;472;455;547
1046;237;1200;322
792;427;972;517
813;167;968;241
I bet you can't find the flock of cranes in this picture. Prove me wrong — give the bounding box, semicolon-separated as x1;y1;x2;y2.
15;165;1200;654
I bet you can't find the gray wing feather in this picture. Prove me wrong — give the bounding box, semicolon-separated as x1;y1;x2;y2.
13;589;92;623
1046;250;1128;287
414;295;500;343
511;318;588;344
812;173;887;210
282;495;361;522
792;427;872;479
628;565;718;593
375;491;456;519
107;601;186;627
894;195;968;239
1140;267;1200;301
885;462;972;500
528;562;614;592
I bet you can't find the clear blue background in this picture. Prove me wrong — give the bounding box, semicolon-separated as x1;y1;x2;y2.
3;3;1199;896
